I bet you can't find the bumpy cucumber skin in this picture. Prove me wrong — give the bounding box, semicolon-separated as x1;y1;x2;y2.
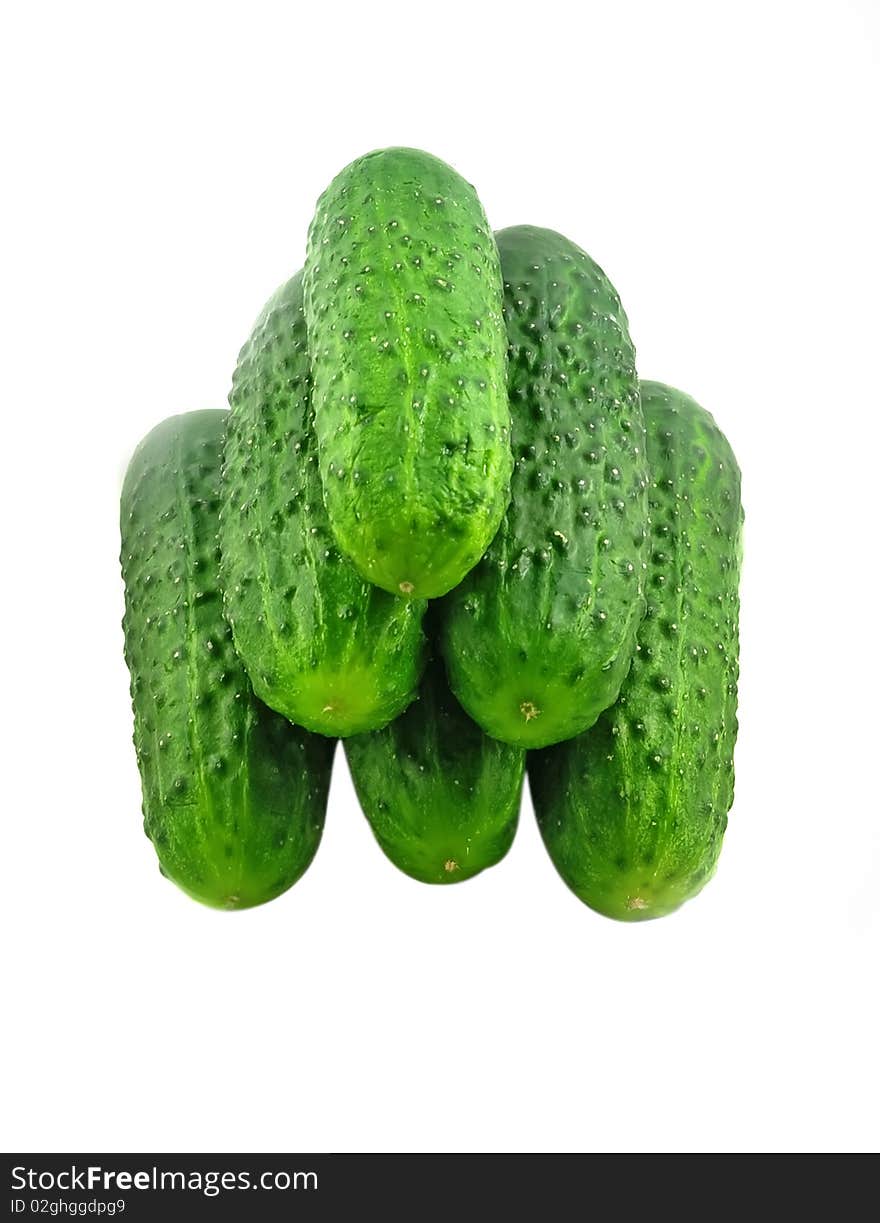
345;657;525;884
120;411;335;910
304;147;511;599
529;382;742;920
440;226;649;748
220;272;427;737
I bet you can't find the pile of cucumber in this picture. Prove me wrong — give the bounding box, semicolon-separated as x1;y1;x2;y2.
120;148;742;920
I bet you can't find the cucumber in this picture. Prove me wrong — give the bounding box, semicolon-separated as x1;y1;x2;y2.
120;410;335;910
529;382;742;920
220;271;427;737
304;147;511;599
440;226;649;748
345;655;524;884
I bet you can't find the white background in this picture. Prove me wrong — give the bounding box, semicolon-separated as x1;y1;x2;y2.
2;0;878;1154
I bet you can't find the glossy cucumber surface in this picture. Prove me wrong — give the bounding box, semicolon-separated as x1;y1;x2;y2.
304;147;511;599
442;226;648;747
530;382;742;919
345;657;524;884
121;410;334;909
221;272;426;737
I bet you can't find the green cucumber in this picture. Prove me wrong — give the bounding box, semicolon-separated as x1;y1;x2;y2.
304;147;511;599
120;410;335;909
345;656;524;884
220;271;427;737
440;225;649;748
529;382;742;920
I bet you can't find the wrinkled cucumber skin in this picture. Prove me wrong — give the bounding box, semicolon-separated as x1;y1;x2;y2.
120;410;335;910
304;147;511;599
345;657;524;884
441;226;649;748
220;272;427;737
530;383;742;920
